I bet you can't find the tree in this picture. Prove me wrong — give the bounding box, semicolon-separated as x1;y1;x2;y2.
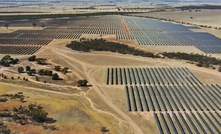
4;23;9;29
218;67;221;72
27;71;33;76
28;55;36;61
100;127;109;134
18;67;24;73
26;66;31;71
30;108;48;123
77;79;88;86
32;22;37;27
52;73;59;80
62;67;69;74
38;69;45;75
54;66;61;71
28;69;36;76
44;70;53;76
36;58;46;65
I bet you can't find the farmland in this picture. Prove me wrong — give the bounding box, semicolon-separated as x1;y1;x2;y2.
0;7;221;134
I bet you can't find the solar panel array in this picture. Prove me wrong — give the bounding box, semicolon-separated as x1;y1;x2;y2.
105;67;221;134
1;15;221;54
123;16;221;53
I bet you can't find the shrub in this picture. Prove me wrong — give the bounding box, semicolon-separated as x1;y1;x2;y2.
18;67;24;73
52;73;59;80
28;55;36;61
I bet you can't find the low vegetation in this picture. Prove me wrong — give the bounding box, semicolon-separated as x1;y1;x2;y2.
77;79;88;87
0;92;57;133
66;38;158;58
177;5;221;10
162;52;221;67
66;38;221;72
0;55;19;67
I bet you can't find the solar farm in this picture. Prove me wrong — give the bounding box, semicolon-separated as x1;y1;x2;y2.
105;67;221;134
1;15;221;55
1;13;221;134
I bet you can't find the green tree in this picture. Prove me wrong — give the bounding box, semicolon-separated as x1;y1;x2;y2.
27;69;36;76
44;70;53;76
218;67;221;72
62;67;69;74
54;66;61;71
28;55;36;61
30;108;48;123
38;69;45;75
18;67;24;73
26;66;31;71
100;127;109;134
77;79;88;86
52;73;59;80
30;69;36;74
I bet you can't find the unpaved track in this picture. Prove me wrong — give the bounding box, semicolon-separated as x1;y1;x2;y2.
52;47;144;134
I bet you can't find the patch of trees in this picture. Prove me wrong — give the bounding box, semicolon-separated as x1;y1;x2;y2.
0;120;11;134
66;38;158;58
38;69;53;76
0;93;57;131
162;52;221;68
54;66;69;74
28;55;47;65
0;92;25;103
178;5;221;10
0;55;19;67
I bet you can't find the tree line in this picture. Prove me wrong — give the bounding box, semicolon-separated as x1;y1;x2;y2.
177;5;221;10
66;38;221;72
66;38;158;58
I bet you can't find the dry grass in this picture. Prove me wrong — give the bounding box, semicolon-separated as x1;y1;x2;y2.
0;83;126;134
133;9;221;28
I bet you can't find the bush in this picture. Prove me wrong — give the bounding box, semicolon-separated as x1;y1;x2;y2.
26;66;31;71
30;108;48;123
54;66;61;71
28;55;36;61
77;79;88;86
18;67;24;73
218;67;221;72
52;73;59;80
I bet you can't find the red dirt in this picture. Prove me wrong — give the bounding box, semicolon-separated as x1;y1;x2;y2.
121;17;131;35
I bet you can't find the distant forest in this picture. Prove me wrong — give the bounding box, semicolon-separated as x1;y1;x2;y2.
178;5;221;10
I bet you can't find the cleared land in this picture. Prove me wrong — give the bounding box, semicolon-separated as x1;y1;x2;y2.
133;10;221;28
